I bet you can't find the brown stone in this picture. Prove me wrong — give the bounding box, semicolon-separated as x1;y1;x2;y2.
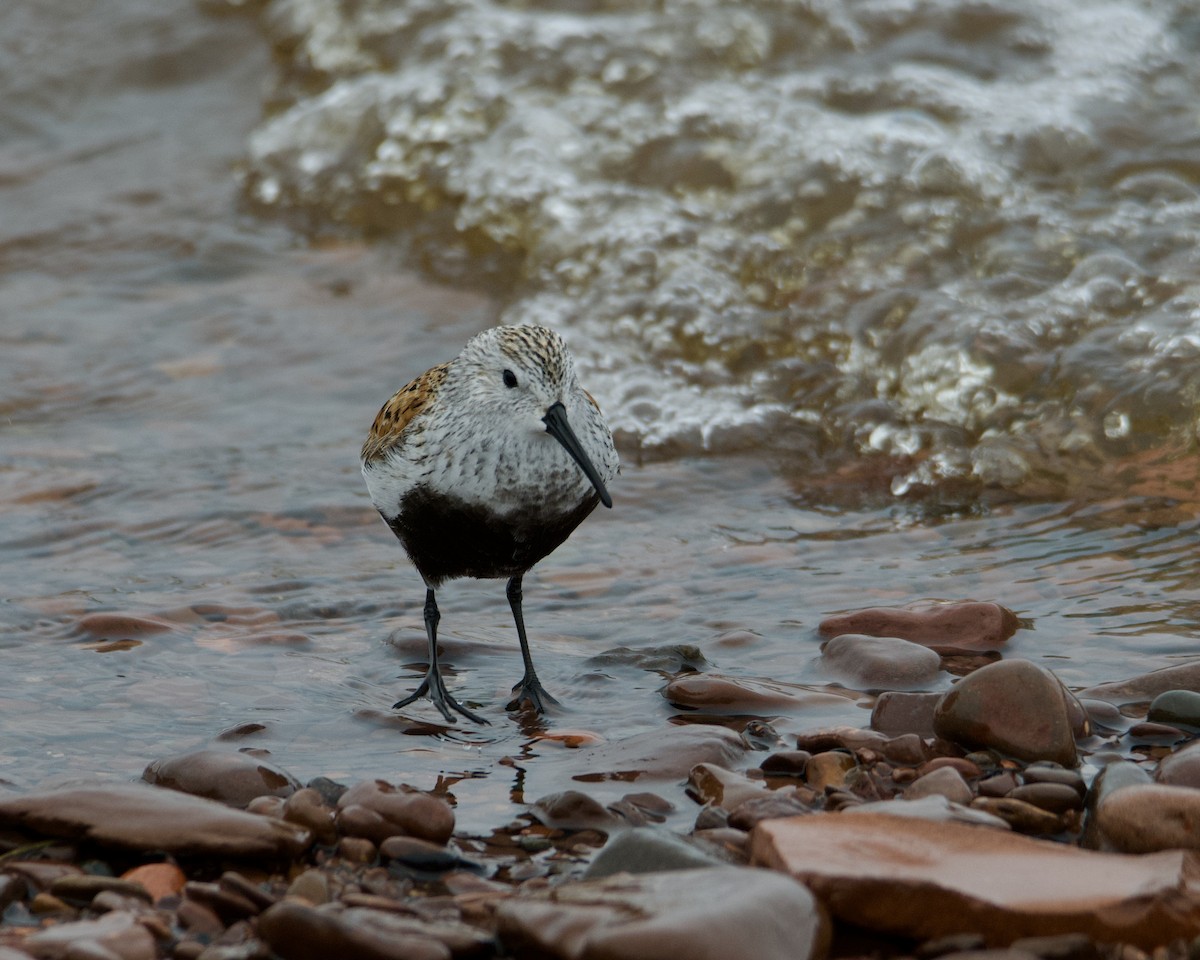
143;749;301;807
933;660;1078;766
1094;784;1200;853
1156;741;1200;788
805;751;857;791
258;900;451;960
571;725;746;780
751;812;1200;947
663;674;842;711
906;767;972;805
1008;783;1083;814
74;612;174;640
1078;661;1200;704
687;764;770;811
528;791;619;831
971;797;1065;834
818;601;1020;654
336;780;454;845
0;783;311;860
283;788;338;844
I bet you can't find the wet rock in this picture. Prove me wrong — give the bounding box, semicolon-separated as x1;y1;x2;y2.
1127;721;1187;743
1149;689;1200;729
286;868;330;905
795;727;888;754
1021;764;1085;798
532;728;606;748
759;750;811;776
336;780;454;846
687;764;769;811
529;791;620;831
337;836;377;863
820;634;943;691
727;790;812;831
183;881;260;924
1079;761;1153;851
805;751;857;791
143;749;301;807
24;909;156;960
1008;933;1100;960
1077;661;1200;704
933;660;1078;767
258;900;451;960
74;612;174;640
917;757;981;780
49;874;152;908
1156;740;1200;788
573;725;745;781
1008;783;1083;815
970;797;1065;835
496;866;826;960
978;772;1018;797
380;836;480;877
871;691;941;737
883;733;930;765
818;601;1019;655
844;795;1010;829
751;812;1200;946
1093;784;1200;853
662;674;849;712
585;827;727;878
0;783;310;860
906;767;972;805
283;787;338;844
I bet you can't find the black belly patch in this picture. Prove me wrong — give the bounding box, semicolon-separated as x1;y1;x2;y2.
385;485;599;585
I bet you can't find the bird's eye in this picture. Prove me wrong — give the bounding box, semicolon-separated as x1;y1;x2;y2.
503;369;519;389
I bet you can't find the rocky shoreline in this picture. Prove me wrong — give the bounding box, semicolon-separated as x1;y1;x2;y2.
4;601;1200;960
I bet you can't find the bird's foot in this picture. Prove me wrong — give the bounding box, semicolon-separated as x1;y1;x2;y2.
394;669;489;725
506;672;560;714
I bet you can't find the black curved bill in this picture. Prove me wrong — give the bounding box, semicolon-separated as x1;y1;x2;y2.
542;401;613;508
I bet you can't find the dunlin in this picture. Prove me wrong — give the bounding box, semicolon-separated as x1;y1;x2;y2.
361;325;618;723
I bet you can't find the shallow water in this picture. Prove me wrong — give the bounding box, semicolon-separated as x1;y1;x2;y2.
2;0;1200;834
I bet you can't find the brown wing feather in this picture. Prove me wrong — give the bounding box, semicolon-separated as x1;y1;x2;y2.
360;362;448;465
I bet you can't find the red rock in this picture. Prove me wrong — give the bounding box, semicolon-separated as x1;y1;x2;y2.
752;812;1200;947
663;674;848;712
121;863;186;902
572;725;746;780
24;910;156;960
820;633;943;690
819;601;1019;654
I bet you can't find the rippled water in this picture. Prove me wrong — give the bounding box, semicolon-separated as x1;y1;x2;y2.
2;0;1200;833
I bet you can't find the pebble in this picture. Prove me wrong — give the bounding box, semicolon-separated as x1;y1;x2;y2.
585;826;727;878
24;909;157;960
805;751;857;791
1093;783;1200;853
1021;764;1086;797
970;797;1065;834
759;750;811;776
0;783;311;860
335;780;454;845
143;749;301;807
49;874;153;907
687;763;770;811
1156;740;1200;788
820;633;944;690
1008;783;1083;815
286;868;331;905
496;866;825;960
727;789;813;830
751;811;1200;946
977;773;1018;797
933;660;1079;766
1079;760;1153;850
283;787;338;844
528;790;620;831
818;601;1020;654
871;692;942;737
906;767;973;806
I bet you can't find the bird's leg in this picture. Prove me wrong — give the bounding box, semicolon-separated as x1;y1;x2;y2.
505;575;560;714
394;588;488;724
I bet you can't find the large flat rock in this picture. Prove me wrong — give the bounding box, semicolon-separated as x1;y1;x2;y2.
0;783;311;860
496;866;826;960
751;812;1200;948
